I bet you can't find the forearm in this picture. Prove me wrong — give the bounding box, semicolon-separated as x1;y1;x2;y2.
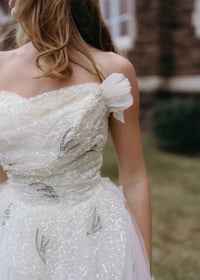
0;166;8;185
122;179;152;271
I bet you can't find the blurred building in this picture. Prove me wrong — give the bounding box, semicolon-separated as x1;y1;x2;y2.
100;0;200;129
0;0;15;50
0;0;11;25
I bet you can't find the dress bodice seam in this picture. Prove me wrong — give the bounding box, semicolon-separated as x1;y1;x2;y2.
0;82;101;102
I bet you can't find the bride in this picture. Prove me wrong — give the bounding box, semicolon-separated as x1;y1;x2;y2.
0;0;152;279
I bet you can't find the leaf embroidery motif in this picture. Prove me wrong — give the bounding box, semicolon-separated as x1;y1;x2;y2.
29;182;58;200
35;228;50;265
58;127;80;158
87;207;102;235
2;202;13;226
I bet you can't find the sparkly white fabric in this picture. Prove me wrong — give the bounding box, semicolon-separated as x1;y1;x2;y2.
0;73;151;279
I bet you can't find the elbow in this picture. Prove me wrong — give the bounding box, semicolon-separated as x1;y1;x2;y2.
119;173;149;190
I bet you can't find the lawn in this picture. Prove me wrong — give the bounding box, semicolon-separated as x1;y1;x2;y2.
101;133;200;280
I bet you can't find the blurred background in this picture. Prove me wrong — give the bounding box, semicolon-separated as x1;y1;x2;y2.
1;0;200;279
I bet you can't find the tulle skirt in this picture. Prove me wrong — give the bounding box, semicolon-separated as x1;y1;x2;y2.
0;178;151;280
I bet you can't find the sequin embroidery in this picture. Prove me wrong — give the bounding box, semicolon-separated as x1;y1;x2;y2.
87;207;102;235
29;182;59;200
2;202;13;226
0;76;151;279
35;228;50;265
58;127;80;159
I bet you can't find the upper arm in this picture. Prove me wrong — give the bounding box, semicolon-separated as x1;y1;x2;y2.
108;56;148;187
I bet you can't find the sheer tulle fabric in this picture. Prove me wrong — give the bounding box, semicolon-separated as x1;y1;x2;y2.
0;180;151;279
0;73;151;279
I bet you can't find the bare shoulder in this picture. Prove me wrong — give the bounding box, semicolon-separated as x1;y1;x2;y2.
93;50;137;84
103;52;135;74
92;50;140;113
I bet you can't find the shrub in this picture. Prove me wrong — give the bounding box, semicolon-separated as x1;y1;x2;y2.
150;99;200;155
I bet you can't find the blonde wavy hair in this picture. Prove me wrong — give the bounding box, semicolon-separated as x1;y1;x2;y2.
15;0;116;80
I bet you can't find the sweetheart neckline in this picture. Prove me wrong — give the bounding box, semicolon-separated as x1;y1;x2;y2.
0;82;100;102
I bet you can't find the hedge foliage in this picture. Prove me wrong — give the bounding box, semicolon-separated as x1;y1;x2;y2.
150;100;200;155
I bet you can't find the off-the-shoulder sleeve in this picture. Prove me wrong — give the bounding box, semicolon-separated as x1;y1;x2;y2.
100;73;133;123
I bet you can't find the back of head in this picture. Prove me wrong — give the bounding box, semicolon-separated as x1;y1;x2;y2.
14;0;116;79
71;0;116;52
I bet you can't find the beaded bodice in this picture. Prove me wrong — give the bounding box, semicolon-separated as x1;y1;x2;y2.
0;73;133;204
0;73;152;280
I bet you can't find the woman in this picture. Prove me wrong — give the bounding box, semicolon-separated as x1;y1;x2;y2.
0;0;152;279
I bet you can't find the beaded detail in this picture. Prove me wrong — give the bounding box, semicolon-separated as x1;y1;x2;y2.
87;207;102;235
35;228;50;265
0;74;151;279
29;182;59;200
2;203;13;227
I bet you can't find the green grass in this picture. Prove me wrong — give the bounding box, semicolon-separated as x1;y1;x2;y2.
101;134;200;280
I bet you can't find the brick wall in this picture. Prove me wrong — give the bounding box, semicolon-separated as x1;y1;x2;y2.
127;0;200;130
129;0;160;76
0;0;9;13
129;0;200;77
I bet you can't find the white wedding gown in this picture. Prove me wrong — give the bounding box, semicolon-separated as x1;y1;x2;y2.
0;73;151;279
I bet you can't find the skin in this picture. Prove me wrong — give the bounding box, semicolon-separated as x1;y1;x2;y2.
0;0;152;272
